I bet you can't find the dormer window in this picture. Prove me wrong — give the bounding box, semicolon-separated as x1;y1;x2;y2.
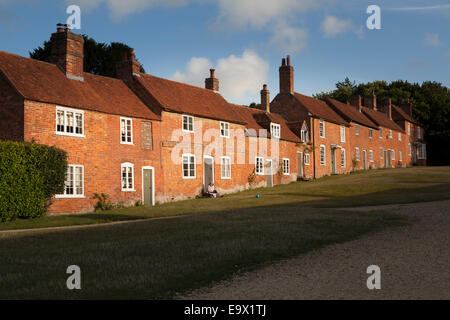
300;123;308;142
56;107;84;137
270;123;280;139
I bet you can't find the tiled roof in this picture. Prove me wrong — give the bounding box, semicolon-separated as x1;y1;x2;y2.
325;98;378;129
361;106;404;132
136;73;247;125
292;92;349;126
391;104;421;125
0;51;160;120
230;104;301;143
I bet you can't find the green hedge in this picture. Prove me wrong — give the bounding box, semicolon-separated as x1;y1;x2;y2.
0;141;67;221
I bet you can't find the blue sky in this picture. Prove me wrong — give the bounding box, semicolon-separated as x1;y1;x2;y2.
1;0;449;105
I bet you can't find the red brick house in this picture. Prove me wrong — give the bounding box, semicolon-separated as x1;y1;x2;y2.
0;27;426;214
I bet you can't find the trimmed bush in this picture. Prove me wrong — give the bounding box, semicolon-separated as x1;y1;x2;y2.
0;141;67;221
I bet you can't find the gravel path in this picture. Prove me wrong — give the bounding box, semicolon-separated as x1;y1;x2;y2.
182;200;450;300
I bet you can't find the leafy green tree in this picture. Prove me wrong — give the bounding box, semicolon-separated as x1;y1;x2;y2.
29;35;145;77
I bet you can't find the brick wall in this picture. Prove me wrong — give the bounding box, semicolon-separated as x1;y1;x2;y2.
23;100;162;214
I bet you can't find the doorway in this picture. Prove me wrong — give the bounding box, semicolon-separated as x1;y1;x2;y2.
266;159;273;187
363;150;367;170
142;166;155;206
297;152;303;179
203;156;214;192
331;149;337;174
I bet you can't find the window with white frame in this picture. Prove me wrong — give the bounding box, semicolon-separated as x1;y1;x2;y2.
182;154;196;178
418;144;427;159
320;145;326;165
355;147;360;162
255;157;264;175
340;126;345;143
56;107;84;137
408;143;412;156
300;124;308;142
220;122;230;138
120;117;133;144
221;156;231;179
389;129;392;138
399;151;402;162
182;115;194;132
282;158;290;175
319;120;325;138
417;127;421;139
407;123;411;135
121;163;134;191
304;152;310;165
380;147;384;159
392;150;395;160
379;127;383;138
355;124;359;136
398;132;401;141
270;123;280;139
56;165;84;198
369;128;373;139
369;150;374;162
341;149;346;168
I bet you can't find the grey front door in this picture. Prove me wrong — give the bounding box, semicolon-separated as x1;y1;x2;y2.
143;168;153;206
204;157;213;191
331;149;336;174
266;160;273;187
363;150;367;169
297;152;303;178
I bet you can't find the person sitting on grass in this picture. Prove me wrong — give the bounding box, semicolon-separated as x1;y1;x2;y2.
206;182;222;198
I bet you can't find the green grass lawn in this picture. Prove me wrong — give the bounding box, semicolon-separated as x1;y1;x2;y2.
1;166;449;231
0;166;448;299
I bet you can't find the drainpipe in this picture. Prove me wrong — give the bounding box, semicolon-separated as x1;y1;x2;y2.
309;113;316;179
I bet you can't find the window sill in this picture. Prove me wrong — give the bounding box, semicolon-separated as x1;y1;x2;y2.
221;176;231;180
182;176;196;180
55;132;85;138
120;142;134;145
182;130;194;133
121;189;136;192
55;195;86;199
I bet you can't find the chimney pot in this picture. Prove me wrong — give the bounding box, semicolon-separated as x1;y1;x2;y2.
279;56;294;93
205;68;219;91
286;55;290;66
260;84;270;113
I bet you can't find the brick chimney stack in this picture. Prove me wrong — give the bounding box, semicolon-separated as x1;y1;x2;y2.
349;94;362;112
400;98;413;117
205;69;219;91
116;48;142;82
279;55;294;94
50;23;84;81
379;98;392;119
260;84;270;113
364;90;377;111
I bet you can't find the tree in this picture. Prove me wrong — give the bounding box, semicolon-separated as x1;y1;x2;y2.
314;79;450;166
29;35;145;78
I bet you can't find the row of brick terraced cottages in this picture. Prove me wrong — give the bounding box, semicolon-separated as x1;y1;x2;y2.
0;26;427;214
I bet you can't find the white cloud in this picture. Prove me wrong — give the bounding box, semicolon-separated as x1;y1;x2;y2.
171;50;269;102
269;22;308;54
171;57;212;87
320;15;353;38
215;0;316;30
424;33;440;47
